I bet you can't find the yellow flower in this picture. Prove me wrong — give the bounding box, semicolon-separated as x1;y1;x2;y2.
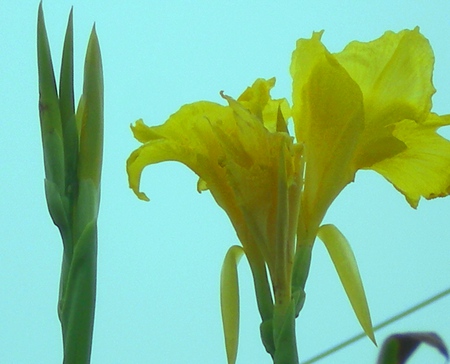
127;28;450;362
291;28;450;244
127;78;303;304
127;26;450;307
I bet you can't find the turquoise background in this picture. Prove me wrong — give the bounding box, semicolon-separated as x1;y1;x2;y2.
1;1;449;363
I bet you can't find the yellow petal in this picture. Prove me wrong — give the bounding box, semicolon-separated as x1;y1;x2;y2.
370;113;450;207
336;28;434;124
130;118;163;143
237;77;275;119
126;102;236;207
291;33;364;229
237;78;291;133
335;28;436;169
290;30;326;143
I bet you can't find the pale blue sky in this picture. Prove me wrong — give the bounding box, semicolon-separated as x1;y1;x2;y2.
1;1;450;363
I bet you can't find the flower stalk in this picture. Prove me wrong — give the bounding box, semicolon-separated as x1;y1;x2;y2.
37;3;103;363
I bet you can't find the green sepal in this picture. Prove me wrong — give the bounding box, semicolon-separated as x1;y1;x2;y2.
317;224;376;344
377;332;449;364
220;245;245;364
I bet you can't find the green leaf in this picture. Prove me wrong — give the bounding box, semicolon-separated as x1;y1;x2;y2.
220;245;245;364
317;224;375;344
377;332;449;364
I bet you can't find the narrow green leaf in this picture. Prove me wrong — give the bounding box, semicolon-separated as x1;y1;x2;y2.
317;224;376;344
78;25;104;188
377;332;449;364
37;1;65;190
220;245;245;364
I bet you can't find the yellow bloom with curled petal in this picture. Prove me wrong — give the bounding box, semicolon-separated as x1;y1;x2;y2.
128;78;303;306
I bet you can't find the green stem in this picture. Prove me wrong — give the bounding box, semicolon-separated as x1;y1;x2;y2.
248;255;274;323
291;210;318;313
60;221;97;364
301;287;450;364
245;249;276;356
273;298;299;364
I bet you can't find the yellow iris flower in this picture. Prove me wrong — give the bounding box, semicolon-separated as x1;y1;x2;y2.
127;27;450;363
